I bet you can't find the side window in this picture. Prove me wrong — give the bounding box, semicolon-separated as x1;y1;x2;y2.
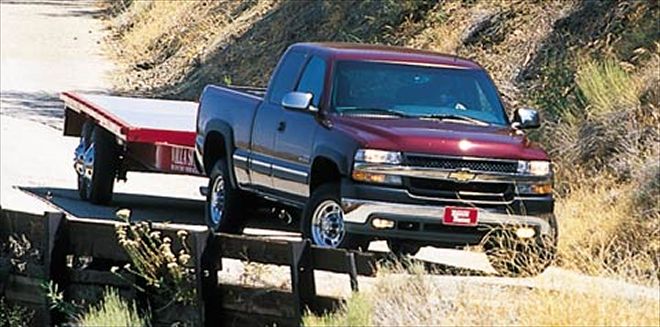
268;51;307;104
296;56;326;107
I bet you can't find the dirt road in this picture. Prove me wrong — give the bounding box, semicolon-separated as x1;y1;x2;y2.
1;0;656;302
0;0;207;220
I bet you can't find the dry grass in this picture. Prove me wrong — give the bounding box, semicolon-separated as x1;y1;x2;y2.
77;288;147;327
304;262;660;326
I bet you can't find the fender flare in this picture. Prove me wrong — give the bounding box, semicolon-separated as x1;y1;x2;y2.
202;119;238;188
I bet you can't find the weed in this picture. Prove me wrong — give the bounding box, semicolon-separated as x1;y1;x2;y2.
0;297;34;327
77;288;148;327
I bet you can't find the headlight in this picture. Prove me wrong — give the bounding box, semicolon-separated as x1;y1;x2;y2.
517;160;551;176
354;149;402;164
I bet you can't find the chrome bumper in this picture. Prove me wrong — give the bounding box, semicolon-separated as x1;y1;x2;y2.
341;198;553;236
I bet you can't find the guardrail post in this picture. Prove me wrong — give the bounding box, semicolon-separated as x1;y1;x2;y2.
345;251;359;292
290;239;315;319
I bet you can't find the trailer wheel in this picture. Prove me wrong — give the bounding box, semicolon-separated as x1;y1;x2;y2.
205;159;244;233
302;183;369;250
81;126;119;205
75;120;94;200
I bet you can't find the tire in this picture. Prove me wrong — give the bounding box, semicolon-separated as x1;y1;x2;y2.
76;120;94;200
387;239;421;257
301;183;369;250
85;126;119;205
205;159;245;233
484;215;558;277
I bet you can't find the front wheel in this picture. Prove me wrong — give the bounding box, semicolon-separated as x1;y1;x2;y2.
387;240;421;257
205;160;245;233
301;183;369;251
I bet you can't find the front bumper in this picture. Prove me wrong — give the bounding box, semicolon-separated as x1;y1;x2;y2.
341;180;554;247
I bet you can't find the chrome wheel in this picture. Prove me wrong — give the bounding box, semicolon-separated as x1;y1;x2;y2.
311;200;345;248
209;174;225;225
81;143;95;197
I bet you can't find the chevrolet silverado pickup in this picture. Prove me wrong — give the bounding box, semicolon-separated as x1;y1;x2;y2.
62;42;557;276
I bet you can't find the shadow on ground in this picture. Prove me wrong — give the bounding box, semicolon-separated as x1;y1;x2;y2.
0;91;64;129
21;187;489;277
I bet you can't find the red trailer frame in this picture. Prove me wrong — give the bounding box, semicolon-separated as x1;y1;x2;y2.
61;92;202;177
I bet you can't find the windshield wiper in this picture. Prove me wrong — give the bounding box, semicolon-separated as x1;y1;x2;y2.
421;114;490;126
339;107;412;118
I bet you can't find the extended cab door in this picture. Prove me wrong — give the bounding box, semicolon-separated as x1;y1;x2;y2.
248;50;307;191
272;55;327;198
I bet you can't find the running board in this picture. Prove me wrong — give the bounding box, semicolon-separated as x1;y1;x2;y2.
199;186;208;197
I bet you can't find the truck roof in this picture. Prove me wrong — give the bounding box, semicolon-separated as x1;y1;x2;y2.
292;42;481;69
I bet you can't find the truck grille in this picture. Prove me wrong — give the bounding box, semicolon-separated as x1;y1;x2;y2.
406;177;514;202
404;154;518;174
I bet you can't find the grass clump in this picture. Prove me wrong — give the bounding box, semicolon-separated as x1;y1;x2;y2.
575;59;640;116
77;288;147;327
0;297;34;327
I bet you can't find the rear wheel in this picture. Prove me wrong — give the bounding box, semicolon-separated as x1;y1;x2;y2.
75;121;94;200
301;183;369;251
205;160;244;233
78;125;119;205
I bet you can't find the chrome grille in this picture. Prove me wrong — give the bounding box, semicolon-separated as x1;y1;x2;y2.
404;154;518;174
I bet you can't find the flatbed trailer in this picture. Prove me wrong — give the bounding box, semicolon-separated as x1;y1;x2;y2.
61;92;202;177
61;88;265;205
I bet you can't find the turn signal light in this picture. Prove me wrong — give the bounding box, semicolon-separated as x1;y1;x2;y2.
352;170;402;185
531;183;553;194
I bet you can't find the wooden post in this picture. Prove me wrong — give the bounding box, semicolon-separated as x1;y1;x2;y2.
46;211;68;325
200;232;220;327
345;251;359;292
290;239;315;320
190;229;212;327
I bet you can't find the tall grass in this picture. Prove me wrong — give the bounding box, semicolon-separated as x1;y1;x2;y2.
576;59;641;116
77;288;147;327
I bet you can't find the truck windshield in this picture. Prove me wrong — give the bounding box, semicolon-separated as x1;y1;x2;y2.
331;61;508;125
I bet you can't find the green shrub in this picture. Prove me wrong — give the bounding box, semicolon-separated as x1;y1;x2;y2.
77;288;147;327
575;59;640;116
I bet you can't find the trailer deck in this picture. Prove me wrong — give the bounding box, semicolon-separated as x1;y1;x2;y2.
61;92;201;176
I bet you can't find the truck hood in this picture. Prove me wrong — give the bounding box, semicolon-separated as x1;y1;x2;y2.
331;116;549;161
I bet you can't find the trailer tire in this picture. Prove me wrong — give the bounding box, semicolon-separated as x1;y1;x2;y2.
205;159;244;233
85;126;119;205
76;120;94;200
302;183;368;250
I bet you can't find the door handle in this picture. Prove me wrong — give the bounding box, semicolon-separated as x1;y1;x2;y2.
277;121;287;132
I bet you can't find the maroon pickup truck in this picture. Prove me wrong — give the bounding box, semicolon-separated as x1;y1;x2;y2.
196;43;557;276
63;42;556;276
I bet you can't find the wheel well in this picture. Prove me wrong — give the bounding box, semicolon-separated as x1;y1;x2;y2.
310;157;341;193
203;132;226;175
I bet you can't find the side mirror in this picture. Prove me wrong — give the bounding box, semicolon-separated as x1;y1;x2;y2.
281;91;317;112
512;108;540;129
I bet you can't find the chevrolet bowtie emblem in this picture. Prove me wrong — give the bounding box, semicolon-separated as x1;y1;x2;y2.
448;170;475;182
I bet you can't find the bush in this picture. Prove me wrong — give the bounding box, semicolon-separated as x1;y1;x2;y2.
77;288;147;327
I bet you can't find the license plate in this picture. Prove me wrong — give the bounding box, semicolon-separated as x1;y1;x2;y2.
443;207;478;226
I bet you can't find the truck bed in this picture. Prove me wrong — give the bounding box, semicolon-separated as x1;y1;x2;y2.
61;92;199;147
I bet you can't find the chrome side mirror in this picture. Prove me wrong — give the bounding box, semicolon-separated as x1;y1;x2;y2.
512;108;540;129
281;91;316;112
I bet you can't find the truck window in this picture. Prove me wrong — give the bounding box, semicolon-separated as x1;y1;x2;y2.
269;51;307;105
331;61;508;125
296;56;326;107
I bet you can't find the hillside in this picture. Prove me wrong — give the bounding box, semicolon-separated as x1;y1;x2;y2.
103;0;659;324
